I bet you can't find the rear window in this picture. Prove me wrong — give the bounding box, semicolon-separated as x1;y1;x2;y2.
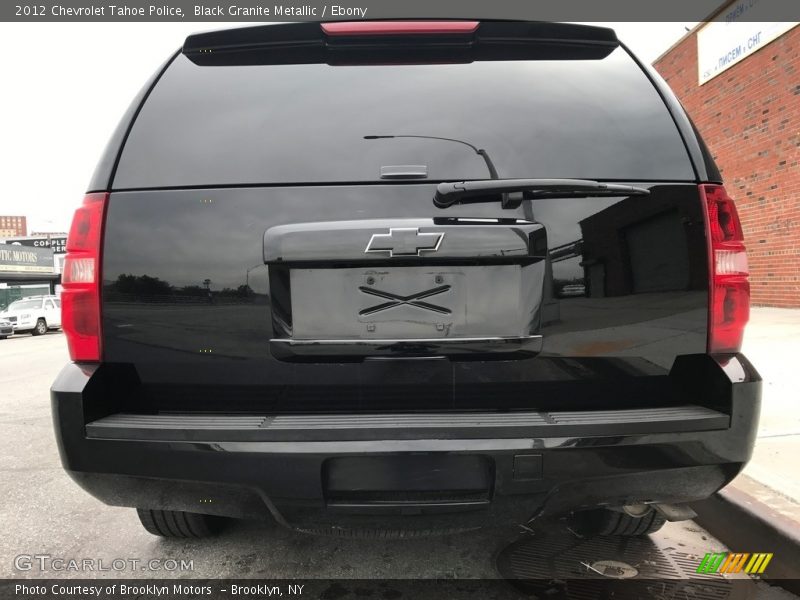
114;46;694;188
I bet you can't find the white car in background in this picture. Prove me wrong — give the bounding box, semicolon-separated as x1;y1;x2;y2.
0;295;61;336
0;318;12;340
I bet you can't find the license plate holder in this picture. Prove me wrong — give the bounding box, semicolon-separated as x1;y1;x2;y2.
356;269;464;327
290;265;522;340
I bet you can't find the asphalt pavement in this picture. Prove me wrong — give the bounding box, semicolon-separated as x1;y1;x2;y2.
0;330;792;595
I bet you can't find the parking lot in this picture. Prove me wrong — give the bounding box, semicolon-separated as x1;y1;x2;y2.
0;331;795;597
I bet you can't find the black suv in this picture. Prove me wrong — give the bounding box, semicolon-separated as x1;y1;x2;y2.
52;21;759;539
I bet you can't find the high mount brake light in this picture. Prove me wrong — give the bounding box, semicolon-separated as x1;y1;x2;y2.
701;184;749;354
321;21;479;36
62;192;107;362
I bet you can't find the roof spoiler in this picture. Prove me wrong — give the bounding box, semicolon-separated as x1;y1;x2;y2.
182;21;618;58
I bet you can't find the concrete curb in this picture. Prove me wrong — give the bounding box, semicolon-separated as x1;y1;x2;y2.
693;476;800;593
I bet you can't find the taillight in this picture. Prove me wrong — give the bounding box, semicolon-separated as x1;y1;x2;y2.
62;193;108;362
701;184;749;354
321;21;479;36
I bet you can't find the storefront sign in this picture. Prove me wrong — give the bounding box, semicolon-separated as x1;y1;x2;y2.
10;236;67;254
0;245;55;274
697;3;798;85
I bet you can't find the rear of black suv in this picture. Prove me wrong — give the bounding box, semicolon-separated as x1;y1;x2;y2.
52;21;760;538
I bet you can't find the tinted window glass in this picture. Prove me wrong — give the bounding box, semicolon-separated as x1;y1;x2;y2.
115;48;694;187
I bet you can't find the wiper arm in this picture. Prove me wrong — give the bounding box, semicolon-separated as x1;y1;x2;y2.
433;178;650;209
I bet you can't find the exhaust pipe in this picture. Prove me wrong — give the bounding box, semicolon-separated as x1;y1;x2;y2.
622;503;697;522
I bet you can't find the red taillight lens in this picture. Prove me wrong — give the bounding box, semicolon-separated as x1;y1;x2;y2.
321;21;479;36
62;193;107;362
701;184;749;354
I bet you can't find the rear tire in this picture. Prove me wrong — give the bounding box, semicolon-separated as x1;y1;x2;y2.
136;509;224;538
32;319;47;336
566;508;667;537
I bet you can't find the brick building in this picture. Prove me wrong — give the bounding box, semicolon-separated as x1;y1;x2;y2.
0;215;27;239
654;20;799;307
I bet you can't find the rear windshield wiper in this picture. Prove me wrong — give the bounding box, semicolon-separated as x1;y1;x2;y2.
433;179;650;209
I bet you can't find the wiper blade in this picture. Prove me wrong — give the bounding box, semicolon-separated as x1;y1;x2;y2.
433;178;650;209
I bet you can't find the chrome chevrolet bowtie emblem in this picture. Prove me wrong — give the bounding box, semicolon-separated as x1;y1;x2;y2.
365;228;444;257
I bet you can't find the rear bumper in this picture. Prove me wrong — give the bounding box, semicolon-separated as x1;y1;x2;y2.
51;355;760;531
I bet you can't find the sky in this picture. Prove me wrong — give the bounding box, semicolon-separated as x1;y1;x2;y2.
0;21;696;233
